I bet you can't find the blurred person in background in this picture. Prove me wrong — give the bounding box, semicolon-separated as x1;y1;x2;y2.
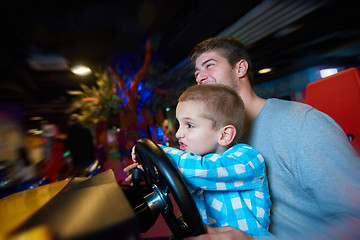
64;114;96;176
0;105;36;197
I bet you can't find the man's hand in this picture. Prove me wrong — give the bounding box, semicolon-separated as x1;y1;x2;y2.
185;225;254;240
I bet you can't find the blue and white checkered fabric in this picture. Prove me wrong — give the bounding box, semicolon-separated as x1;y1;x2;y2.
161;144;271;236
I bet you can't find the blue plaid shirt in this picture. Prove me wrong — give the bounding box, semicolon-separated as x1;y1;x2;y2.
161;144;271;236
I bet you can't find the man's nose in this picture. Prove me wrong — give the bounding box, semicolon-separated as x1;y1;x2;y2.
196;71;207;84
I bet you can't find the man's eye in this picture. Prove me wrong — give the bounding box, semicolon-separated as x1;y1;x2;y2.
206;63;214;68
194;72;199;78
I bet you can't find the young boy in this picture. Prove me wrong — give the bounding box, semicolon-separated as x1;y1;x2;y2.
130;84;271;236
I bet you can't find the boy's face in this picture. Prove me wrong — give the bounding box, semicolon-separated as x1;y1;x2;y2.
194;51;240;90
175;100;222;155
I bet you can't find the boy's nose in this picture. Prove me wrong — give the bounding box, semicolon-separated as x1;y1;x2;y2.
175;129;183;139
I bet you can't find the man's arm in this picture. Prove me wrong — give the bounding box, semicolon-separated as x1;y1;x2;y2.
296;109;360;239
184;225;256;240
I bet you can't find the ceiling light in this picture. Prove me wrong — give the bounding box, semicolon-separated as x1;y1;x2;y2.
67;90;83;95
70;65;92;76
320;68;338;78
258;68;272;74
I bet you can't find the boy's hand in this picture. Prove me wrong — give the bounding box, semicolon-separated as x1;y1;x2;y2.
123;146;143;184
123;162;139;184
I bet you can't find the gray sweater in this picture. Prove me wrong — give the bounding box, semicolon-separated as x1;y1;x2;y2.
241;98;360;240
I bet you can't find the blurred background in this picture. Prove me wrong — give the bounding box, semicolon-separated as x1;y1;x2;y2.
1;0;359;194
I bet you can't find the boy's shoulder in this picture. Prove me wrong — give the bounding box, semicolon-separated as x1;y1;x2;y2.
222;144;265;165
231;143;257;149
227;143;261;155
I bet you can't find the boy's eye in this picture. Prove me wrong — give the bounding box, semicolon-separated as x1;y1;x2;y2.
187;123;194;128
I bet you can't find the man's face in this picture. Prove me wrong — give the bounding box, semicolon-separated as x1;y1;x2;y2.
175;100;222;156
194;51;240;90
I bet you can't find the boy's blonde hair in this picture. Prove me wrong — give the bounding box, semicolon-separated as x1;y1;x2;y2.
178;84;244;142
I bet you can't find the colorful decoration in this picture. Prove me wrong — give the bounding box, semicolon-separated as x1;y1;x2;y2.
67;71;126;125
68;39;183;159
108;38;152;129
117;126;147;156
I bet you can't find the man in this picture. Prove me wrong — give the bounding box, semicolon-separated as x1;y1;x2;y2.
186;36;360;240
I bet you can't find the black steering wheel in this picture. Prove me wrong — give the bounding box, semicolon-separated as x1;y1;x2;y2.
133;138;205;239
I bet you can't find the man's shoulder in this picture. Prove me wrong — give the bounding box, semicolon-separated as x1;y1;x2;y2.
268;98;338;126
266;98;312;111
263;98;316;122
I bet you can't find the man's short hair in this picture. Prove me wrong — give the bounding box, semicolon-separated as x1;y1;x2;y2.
189;36;254;86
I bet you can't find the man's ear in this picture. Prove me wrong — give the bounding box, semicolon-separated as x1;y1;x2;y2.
235;59;248;78
218;125;237;146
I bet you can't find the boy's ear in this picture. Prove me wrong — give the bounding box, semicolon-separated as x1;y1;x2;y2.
218;125;236;146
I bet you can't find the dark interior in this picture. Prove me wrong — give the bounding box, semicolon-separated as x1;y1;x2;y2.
1;0;359;129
